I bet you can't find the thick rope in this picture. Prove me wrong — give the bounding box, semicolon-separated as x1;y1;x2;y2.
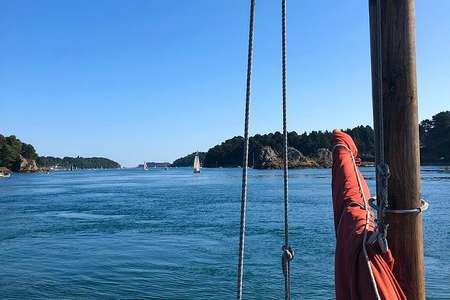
333;144;382;300
280;1;293;299
236;0;255;299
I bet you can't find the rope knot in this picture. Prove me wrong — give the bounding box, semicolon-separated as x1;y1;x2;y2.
282;245;294;261
281;245;294;278
377;162;390;179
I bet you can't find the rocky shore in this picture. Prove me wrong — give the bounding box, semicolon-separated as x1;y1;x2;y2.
253;146;332;169
18;155;41;172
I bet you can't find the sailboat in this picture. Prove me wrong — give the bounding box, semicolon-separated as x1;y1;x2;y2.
193;152;201;174
143;161;148;170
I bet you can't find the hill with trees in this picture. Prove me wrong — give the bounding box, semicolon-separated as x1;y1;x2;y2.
0;135;38;171
174;111;449;168
0;134;120;171
172;152;207;167
37;156;120;169
201;126;374;168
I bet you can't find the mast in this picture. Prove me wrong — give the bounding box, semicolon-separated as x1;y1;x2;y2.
368;1;424;299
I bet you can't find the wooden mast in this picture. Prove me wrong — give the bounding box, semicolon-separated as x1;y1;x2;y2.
368;1;425;299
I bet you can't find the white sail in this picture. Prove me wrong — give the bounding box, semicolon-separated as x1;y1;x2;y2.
193;153;201;173
143;161;148;170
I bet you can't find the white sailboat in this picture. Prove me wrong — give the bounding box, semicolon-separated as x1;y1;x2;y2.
193;152;201;174
143;161;148;170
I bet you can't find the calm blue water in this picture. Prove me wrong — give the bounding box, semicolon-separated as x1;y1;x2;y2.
0;167;449;299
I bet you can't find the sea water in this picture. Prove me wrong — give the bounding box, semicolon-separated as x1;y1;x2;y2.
0;167;448;299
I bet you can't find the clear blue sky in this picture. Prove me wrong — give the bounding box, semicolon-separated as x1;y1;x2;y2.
1;1;449;167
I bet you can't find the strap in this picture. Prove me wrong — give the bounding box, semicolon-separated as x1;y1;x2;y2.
369;197;429;214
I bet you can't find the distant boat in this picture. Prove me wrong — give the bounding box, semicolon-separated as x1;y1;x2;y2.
193;152;201;174
143;162;148;170
0;167;11;178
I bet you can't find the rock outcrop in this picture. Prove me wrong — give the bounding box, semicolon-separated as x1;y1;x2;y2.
254;146;282;169
287;147;319;168
314;148;333;168
18;155;39;172
254;146;325;169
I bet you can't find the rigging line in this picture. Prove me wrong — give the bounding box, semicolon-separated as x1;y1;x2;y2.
281;0;293;300
236;0;255;299
376;0;384;164
374;0;390;254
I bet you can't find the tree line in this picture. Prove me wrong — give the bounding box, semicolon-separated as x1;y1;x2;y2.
201;125;375;168
38;156;120;169
420;111;450;163
172;152;207;167
174;111;449;167
0;134;120;171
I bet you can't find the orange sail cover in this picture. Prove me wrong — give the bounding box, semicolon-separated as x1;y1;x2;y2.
332;131;406;300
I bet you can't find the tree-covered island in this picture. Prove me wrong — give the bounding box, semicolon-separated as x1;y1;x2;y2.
174;111;449;168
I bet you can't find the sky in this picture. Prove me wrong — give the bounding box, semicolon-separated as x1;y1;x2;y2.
1;1;449;167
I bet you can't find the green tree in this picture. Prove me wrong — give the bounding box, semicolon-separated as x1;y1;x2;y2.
21;143;38;160
420;111;450;163
172;152;206;167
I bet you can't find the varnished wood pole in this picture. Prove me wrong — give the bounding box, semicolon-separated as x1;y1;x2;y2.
368;1;425;299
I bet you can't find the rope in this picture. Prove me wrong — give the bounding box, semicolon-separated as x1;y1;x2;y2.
374;0;391;255
236;0;255;299
280;1;294;299
375;0;384;163
369;197;429;214
333;144;382;300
